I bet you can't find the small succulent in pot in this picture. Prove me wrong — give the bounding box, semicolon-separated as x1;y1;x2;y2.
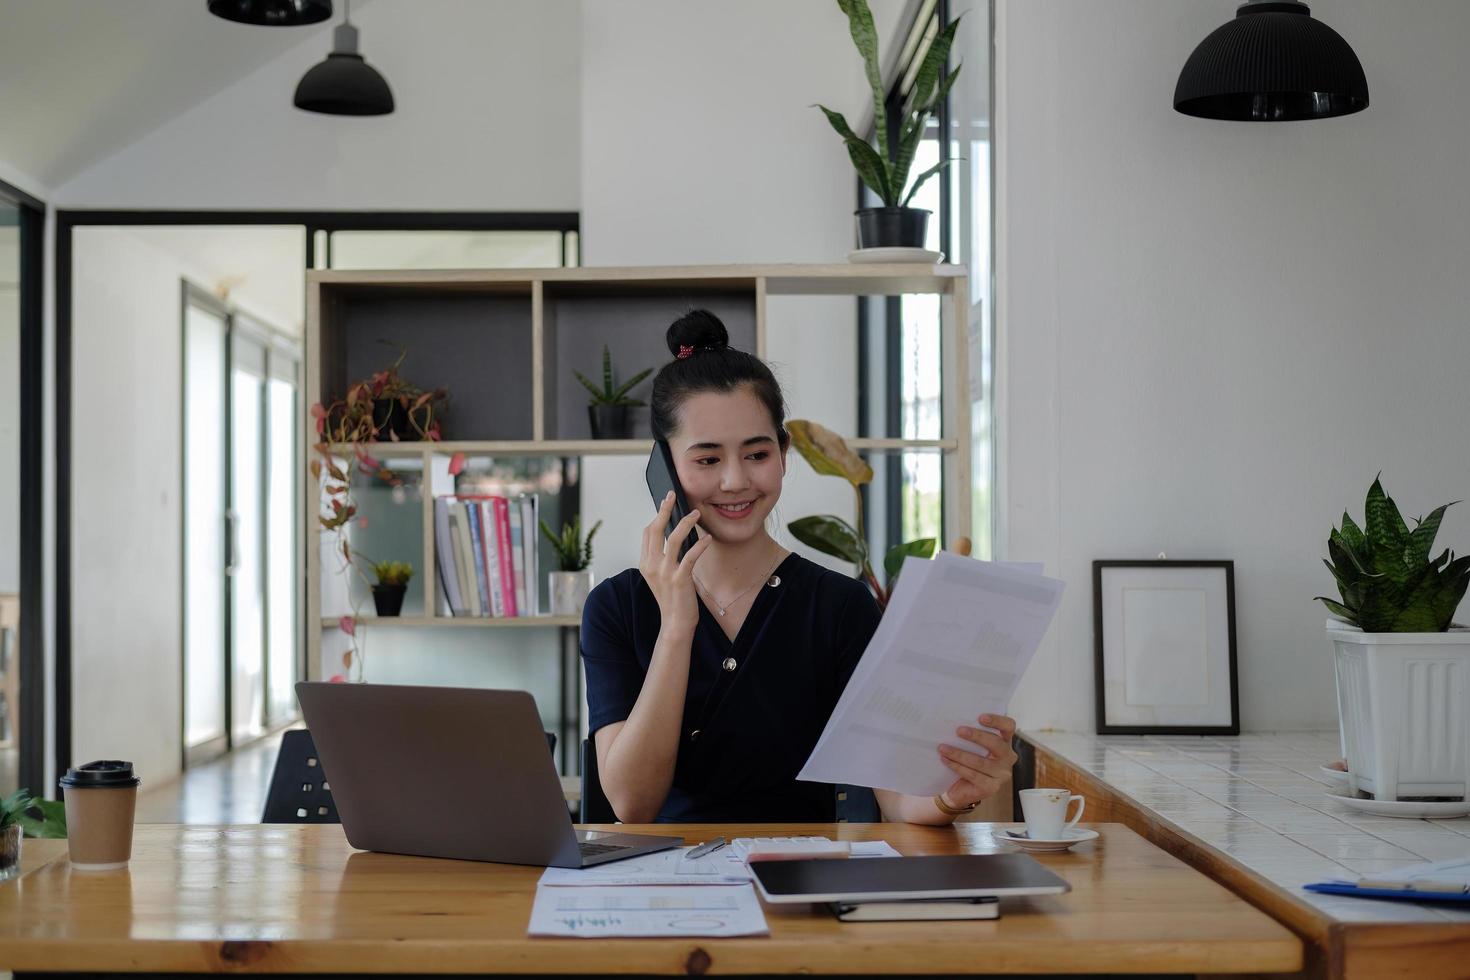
542;516;602;616
1316;475;1470;632
0;788;67;881
370;560;414;617
575;346;653;439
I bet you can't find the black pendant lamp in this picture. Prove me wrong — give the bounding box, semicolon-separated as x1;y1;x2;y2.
293;0;394;116
1174;1;1368;121
208;0;332;26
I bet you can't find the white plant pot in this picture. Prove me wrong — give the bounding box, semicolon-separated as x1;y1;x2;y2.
1328;619;1470;800
549;570;594;617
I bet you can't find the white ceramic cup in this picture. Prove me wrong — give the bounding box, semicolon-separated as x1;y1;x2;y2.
1019;787;1085;840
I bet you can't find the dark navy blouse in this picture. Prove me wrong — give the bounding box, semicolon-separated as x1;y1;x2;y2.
580;552;881;822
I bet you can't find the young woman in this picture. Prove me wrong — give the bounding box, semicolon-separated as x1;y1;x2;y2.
580;309;1018;824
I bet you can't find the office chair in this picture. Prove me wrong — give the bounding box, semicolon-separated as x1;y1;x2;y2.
263;728;559;823
579;738;882;823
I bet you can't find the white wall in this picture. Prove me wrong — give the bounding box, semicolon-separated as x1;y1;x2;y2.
578;0;907;582
54;0;581;210
999;0;1470;733
70;226;300;784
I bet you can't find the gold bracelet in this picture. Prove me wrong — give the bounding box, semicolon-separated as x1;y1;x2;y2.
932;793;977;816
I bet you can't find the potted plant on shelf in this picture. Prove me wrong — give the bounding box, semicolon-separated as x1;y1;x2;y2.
574;346;653;439
784;419;936;611
1316;476;1470;802
0;788;67;881
370;560;413;617
541;515;602;616
310;346;444;682
817;0;961;250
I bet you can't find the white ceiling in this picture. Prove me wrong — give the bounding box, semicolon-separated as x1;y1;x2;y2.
0;0;362;186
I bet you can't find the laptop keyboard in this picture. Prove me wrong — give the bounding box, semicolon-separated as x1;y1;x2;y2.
579;841;630;857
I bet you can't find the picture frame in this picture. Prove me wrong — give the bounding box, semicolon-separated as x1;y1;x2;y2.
1093;560;1239;736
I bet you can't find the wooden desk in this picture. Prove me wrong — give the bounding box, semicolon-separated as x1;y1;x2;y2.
0;822;1300;976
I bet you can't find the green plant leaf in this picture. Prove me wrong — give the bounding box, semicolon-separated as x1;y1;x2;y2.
816;105;893;204
573;370;607;403
789;515;868;565
601;346;614;398
884;537;936;585
787;419;873;486
835;0;887;173
1406;502;1455;567
611;366;654;401
1363;476;1408;555
1338;511;1366;551
17;798;66;839
901;158;956;208
1315;596;1357;624
893;17;961;189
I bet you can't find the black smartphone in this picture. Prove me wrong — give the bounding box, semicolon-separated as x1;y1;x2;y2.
644;440;697;560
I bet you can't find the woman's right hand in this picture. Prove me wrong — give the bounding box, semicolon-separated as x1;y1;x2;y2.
640;491;711;632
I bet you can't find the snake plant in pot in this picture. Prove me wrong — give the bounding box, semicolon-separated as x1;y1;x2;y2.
817;0;962;249
1316;476;1470;802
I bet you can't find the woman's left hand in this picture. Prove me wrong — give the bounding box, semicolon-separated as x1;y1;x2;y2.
936;713;1019;811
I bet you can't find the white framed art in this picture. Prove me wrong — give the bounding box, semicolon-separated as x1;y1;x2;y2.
1093;560;1239;735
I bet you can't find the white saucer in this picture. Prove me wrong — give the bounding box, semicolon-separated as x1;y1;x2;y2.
995;827;1099;852
1318;765;1351;787
1324;787;1470;819
847;247;944;264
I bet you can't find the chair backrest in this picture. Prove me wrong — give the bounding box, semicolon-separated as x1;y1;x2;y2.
580;738;618;823
262;729;339;823
263;728;559;824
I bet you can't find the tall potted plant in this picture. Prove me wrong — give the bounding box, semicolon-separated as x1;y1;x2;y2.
816;0;962;249
1317;476;1470;801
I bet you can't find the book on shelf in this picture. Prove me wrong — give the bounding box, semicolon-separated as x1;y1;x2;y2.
433;494;545;619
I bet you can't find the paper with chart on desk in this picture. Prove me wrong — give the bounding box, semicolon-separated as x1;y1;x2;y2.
798;552;1065;798
527;884;769;938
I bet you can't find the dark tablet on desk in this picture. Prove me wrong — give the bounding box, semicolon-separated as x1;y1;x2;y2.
750;854;1071;904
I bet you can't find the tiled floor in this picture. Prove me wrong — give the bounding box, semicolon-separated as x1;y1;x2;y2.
1025;730;1470;924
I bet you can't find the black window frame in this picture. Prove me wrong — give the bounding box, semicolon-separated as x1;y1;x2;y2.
0;177;46;795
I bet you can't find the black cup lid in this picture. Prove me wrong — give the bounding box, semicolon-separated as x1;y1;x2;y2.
59;760;140;789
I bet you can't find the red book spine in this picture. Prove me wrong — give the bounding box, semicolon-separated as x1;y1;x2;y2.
493;497;518;617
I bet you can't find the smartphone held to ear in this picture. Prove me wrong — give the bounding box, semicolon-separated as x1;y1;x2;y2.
645;441;698;560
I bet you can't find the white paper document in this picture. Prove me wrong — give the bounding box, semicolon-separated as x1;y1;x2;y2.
798;553;1065;797
538;846;751;887
527;884;769;938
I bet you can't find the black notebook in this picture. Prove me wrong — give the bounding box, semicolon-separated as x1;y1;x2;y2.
750;853;1071;904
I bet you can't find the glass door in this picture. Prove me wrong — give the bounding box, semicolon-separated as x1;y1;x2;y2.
230;320;270;745
0;201;18;794
183;286;230;763
265;340;301;726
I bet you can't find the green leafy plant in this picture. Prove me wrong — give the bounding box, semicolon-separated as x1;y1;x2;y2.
371;560;414;587
784;419;935;611
1316;476;1470;632
574;346;654;407
0;788;66;839
816;0;962;208
541;516;602;572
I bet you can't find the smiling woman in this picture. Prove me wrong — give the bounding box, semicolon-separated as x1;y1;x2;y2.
579;310;1018;825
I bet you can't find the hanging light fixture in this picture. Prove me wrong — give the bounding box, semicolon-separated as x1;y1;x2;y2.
1174;1;1368;121
293;0;394;116
208;0;332;26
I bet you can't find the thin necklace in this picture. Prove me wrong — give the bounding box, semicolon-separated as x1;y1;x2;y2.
693;553;784;617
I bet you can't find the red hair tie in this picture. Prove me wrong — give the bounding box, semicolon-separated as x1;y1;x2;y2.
676;344;696;360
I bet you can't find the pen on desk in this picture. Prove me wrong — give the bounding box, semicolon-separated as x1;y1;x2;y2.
687;836;726;859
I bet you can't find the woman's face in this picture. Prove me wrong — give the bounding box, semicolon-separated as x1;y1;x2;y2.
669;386;786;546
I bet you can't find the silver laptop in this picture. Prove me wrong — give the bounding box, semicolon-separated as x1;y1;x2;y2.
295;682;681;867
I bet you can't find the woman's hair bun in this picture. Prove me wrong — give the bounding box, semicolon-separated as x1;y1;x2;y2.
666;308;730;357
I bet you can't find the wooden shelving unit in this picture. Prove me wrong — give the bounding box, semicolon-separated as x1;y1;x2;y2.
304;263;971;767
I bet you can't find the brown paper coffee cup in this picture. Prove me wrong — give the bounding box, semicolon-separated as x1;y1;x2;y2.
60;760;140;871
